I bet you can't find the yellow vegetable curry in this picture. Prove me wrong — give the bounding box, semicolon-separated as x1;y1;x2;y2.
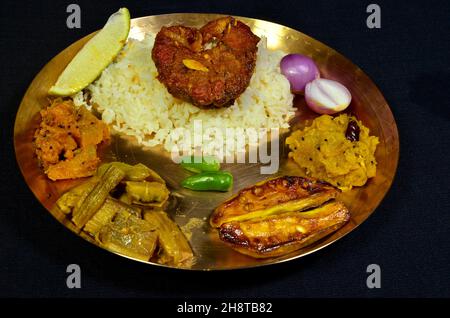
286;114;379;191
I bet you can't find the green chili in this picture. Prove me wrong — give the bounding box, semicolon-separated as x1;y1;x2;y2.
181;171;233;192
180;156;220;173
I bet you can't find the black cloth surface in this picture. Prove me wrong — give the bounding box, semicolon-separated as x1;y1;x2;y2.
1;0;449;298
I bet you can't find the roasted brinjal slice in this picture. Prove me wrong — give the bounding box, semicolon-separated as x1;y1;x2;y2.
210;176;340;227
211;176;350;258
219;201;350;258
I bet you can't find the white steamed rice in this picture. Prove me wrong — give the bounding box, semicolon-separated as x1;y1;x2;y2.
73;35;295;157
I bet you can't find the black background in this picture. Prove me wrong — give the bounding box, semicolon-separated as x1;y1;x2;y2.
1;0;449;298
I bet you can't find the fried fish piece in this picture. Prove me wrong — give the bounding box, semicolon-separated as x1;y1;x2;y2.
219;201;350;258
210;176;340;228
152;16;260;108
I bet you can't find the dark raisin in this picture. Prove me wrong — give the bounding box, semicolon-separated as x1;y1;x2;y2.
301;137;305;141
345;120;360;142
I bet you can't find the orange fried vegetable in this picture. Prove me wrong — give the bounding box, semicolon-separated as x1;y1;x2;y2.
34;99;109;181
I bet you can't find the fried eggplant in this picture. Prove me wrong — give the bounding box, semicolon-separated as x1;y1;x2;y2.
219;201;350;258
211;176;350;258
211;176;340;227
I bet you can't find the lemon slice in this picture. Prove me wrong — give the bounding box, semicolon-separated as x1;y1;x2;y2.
49;8;130;96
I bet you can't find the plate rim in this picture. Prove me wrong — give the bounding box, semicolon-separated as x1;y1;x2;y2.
13;12;400;271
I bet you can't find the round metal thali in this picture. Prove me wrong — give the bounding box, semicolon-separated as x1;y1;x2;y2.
14;13;399;270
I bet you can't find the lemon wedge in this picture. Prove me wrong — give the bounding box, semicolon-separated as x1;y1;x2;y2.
49;8;130;96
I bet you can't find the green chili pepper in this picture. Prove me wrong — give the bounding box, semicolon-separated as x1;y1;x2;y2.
181;171;233;192
180;156;220;173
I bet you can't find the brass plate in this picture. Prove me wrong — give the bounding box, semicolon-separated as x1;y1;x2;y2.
14;13;399;270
